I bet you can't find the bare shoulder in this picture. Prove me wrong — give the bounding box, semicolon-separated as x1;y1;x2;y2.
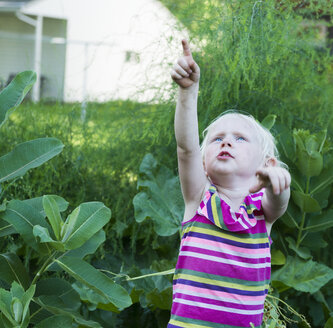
182;180;210;221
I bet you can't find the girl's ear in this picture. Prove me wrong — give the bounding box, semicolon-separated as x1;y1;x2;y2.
265;157;277;167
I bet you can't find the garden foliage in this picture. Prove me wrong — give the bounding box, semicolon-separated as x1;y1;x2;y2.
0;73;132;327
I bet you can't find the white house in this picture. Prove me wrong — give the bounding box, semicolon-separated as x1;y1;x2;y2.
0;0;186;102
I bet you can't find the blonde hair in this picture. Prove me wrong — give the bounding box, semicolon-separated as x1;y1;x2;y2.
200;110;286;168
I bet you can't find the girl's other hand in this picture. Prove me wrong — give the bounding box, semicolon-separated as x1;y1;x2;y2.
249;167;291;195
171;40;200;88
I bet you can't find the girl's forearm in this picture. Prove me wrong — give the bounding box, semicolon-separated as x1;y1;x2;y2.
174;84;200;152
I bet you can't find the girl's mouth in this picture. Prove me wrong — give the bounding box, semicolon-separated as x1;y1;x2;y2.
218;151;234;158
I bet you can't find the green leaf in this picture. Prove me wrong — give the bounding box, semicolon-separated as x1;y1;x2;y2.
292;190;321;213
0;138;64;183
2;200;51;253
62;202;111;250
304;210;333;233
297;149;323;178
272;256;333;293
65;230;105;259
11;297;23;323
133;154;183;236
0;220;16;237
310;167;333;196
145;287;172;310
55;256;132;310
43;196;63;240
0;289;17;326
260;114;276;130
23;195;69;217
0;71;36;128
276;123;295;161
302;232;328;250
35;295;101;328
324;317;333;328
34;315;73;328
35;278;80;311
72;281;119;313
271;249;286;265
285;236;312;260
33;225;65;251
0;253;30;289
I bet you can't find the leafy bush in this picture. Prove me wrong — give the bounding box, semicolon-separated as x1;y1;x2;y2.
0;73;132;327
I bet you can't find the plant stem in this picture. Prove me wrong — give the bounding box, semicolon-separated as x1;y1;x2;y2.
126;269;175;281
296;177;310;248
31;251;57;285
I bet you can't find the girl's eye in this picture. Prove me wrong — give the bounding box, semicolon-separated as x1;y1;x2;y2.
215;137;223;142
236;136;246;141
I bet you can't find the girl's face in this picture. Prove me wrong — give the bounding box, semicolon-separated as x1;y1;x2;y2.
203;115;264;181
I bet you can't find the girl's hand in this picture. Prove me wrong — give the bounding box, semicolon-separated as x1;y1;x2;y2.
171;40;200;88
249;167;291;195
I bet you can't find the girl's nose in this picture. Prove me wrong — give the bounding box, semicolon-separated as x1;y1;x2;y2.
221;138;232;147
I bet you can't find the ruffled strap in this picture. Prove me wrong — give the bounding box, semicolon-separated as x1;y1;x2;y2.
197;185;264;232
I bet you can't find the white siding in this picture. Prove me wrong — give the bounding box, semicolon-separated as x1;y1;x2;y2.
0;13;66;100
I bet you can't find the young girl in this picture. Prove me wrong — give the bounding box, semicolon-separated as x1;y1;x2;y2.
167;40;291;328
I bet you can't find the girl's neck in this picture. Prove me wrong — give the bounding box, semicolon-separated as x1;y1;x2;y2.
210;176;258;211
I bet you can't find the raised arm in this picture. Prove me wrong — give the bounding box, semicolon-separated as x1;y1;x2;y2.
171;40;207;206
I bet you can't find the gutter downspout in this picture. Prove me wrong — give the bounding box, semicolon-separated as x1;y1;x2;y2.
16;12;43;102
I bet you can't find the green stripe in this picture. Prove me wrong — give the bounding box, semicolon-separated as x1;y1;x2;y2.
171;314;262;328
212;193;228;230
174;268;270;287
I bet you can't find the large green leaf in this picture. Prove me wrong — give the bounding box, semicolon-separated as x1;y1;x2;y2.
1;200;51;253
23;195;68;217
133;154;183;236
285;236;312;260
0;253;30;289
0;71;36;128
43;196;63;240
34;315;73;328
260;114;276;130
272;256;333;293
62;202;111;250
65;230;105;259
33;225;65;251
0;138;64;183
35;278;81;311
291;190;321;213
72;281;119;313
0;220;15;237
304;210;333;233
35;295;101;328
55;256;132;310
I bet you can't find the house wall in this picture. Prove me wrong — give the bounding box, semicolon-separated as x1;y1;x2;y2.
0;13;34;86
61;0;185;103
0;13;66;100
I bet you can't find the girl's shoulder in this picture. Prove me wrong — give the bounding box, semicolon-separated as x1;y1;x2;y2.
182;180;211;222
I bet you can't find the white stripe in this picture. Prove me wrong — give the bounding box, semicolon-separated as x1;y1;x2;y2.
230;211;249;229
173;298;264;315
173;288;264;305
182;240;270;259
179;251;271;269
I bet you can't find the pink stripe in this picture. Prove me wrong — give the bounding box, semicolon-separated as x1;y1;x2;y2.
174;283;266;303
176;255;271;281
185;236;270;255
174;292;264;310
172;304;263;326
181;245;270;264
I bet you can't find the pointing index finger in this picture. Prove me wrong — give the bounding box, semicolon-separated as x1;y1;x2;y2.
182;39;192;58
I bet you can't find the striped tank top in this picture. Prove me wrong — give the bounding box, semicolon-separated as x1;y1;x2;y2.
168;185;271;328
